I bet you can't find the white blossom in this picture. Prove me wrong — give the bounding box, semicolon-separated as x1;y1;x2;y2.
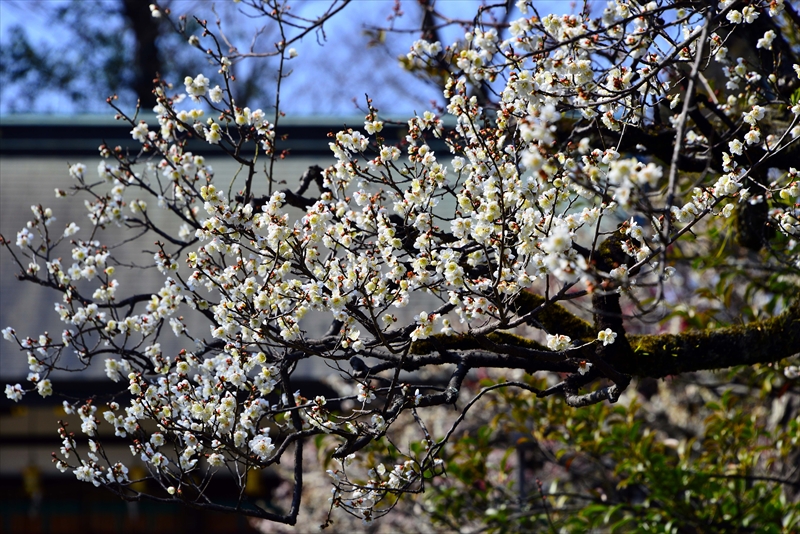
249;433;275;461
546;334;571;352
597;329;617;346
756;30;776;50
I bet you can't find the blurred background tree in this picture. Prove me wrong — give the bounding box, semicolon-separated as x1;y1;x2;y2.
0;0;479;116
0;0;279;113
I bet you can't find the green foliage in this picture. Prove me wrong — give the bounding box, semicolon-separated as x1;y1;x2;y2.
416;373;799;533
791;87;800;107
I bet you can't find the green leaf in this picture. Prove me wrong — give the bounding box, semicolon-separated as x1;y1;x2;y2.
791;87;800;106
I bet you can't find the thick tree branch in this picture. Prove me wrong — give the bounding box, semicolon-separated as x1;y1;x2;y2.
619;299;800;377
406;293;799;382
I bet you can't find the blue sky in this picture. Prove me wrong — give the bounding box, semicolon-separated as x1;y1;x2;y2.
0;0;588;116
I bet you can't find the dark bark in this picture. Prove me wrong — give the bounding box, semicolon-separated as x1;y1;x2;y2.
410;295;800;380
122;0;162;109
618;298;800;378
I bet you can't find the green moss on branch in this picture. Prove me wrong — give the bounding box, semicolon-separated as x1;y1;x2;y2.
620;299;800;377
510;291;596;341
409;293;799;380
410;330;547;356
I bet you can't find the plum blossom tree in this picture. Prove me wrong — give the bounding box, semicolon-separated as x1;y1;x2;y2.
2;0;800;530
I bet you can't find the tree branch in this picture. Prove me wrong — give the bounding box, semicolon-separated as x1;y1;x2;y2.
620;299;800;377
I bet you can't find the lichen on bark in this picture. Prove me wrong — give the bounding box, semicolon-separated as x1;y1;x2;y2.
409;292;799;380
622;299;800;378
